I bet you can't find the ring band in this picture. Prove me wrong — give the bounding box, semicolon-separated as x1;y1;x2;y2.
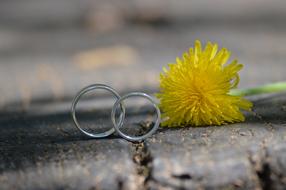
111;92;161;142
71;84;125;138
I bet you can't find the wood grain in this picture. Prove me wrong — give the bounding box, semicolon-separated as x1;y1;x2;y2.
0;0;286;189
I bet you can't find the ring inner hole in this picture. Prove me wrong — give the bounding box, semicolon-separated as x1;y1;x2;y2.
114;95;157;137
75;88;120;134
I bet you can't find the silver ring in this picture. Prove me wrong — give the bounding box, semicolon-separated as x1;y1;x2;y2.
111;92;161;142
71;84;125;138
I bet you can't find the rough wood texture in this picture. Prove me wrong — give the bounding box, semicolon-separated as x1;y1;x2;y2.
0;0;286;189
146;94;286;189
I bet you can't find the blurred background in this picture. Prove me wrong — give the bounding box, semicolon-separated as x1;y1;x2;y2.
0;0;286;111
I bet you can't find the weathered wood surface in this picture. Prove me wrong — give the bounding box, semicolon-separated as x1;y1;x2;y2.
0;0;286;189
147;94;286;189
1;94;286;190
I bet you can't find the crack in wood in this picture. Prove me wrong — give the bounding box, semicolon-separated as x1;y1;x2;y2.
131;142;153;190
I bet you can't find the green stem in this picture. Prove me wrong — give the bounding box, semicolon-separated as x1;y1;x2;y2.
229;82;286;96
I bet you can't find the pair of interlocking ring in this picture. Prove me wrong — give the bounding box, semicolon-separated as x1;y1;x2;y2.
71;84;161;142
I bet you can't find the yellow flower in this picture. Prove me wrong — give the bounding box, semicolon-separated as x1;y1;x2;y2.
157;40;252;127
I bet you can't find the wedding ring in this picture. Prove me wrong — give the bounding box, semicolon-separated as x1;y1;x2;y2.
71;84;125;138
111;92;161;142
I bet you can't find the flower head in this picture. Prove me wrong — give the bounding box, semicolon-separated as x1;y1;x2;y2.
157;40;252;127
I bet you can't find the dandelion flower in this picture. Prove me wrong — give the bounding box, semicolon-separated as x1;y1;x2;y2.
157;40;252;127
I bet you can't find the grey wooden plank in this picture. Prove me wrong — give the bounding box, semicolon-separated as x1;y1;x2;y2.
1;93;285;189
0;140;140;190
0;108;144;190
0;0;285;28
0;25;286;109
144;93;286;189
